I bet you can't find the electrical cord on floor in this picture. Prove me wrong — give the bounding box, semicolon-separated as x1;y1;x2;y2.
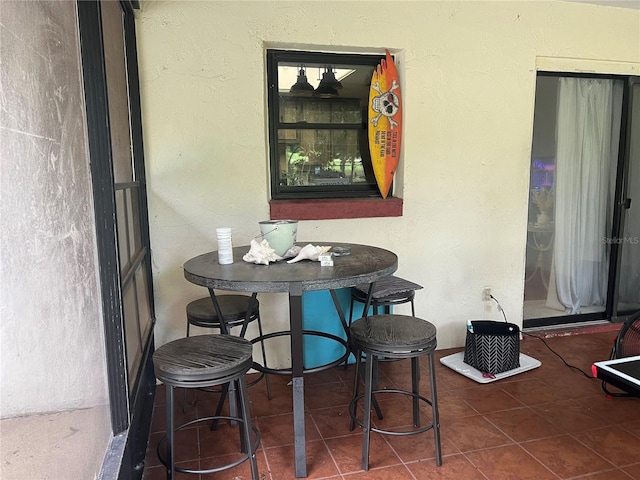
490;294;593;379
521;331;593;378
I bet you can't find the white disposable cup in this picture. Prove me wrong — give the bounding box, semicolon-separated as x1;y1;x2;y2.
216;228;233;264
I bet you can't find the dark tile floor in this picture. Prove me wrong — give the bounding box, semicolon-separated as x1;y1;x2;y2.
143;331;640;479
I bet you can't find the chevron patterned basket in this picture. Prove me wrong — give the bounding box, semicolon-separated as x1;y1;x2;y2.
463;321;520;375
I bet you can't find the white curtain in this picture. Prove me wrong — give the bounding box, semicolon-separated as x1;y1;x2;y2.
549;78;623;314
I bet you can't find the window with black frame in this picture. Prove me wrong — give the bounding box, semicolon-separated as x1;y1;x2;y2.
267;50;387;199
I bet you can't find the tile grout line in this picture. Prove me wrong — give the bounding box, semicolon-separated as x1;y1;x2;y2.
306;408;345;479
143;332;640;480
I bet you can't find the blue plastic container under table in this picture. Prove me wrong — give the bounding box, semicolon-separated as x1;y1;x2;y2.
302;288;384;368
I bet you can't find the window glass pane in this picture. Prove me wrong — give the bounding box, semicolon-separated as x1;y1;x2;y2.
136;265;153;348
277;129;371;187
279;97;363;124
115;189;130;272
127;186;142;258
524;75;623;322
279;63;373;102
102;0;133;184
123;283;141;390
618;82;640;314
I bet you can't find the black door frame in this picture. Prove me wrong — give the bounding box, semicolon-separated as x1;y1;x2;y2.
77;1;155;478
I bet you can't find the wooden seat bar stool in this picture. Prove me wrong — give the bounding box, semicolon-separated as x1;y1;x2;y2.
348;276;424;419
153;334;260;479
349;276;423;325
185;293;271;401
348;314;442;471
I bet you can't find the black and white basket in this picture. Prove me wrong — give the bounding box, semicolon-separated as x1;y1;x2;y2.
463;321;520;375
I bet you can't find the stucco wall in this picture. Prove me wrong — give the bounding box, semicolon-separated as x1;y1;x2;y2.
136;1;640;359
0;0;110;476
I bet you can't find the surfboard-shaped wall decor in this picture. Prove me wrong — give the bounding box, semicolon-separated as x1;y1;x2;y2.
368;49;402;199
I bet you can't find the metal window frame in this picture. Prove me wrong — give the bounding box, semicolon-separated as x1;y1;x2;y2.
267;50;387;199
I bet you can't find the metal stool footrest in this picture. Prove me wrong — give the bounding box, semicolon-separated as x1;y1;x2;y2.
157;415;261;475
349;388;436;436
348;314;442;471
250;329;350;375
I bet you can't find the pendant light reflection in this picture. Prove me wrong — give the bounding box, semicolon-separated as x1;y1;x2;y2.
289;65;314;96
313;65;342;98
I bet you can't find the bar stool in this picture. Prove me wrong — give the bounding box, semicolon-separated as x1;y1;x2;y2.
185;294;271;402
348;276;424;412
349;276;423;325
153;334;260;479
348;314;442;471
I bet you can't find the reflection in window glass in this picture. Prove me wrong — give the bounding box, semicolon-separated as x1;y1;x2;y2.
123;283;141;389
116;189;129;272
278;129;370;187
136;265;153;348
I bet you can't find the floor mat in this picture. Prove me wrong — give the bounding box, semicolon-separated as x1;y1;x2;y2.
440;352;542;383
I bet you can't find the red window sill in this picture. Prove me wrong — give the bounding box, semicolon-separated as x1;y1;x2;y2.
269;197;403;221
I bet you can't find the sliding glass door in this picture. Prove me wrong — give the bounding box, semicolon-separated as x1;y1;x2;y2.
524;74;639;327
611;79;640;321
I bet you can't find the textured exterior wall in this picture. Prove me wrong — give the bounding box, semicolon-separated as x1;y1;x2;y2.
135;1;640;356
1;1;112;476
0;0;109;419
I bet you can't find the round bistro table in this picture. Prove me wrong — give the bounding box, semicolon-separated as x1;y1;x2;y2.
183;242;397;477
